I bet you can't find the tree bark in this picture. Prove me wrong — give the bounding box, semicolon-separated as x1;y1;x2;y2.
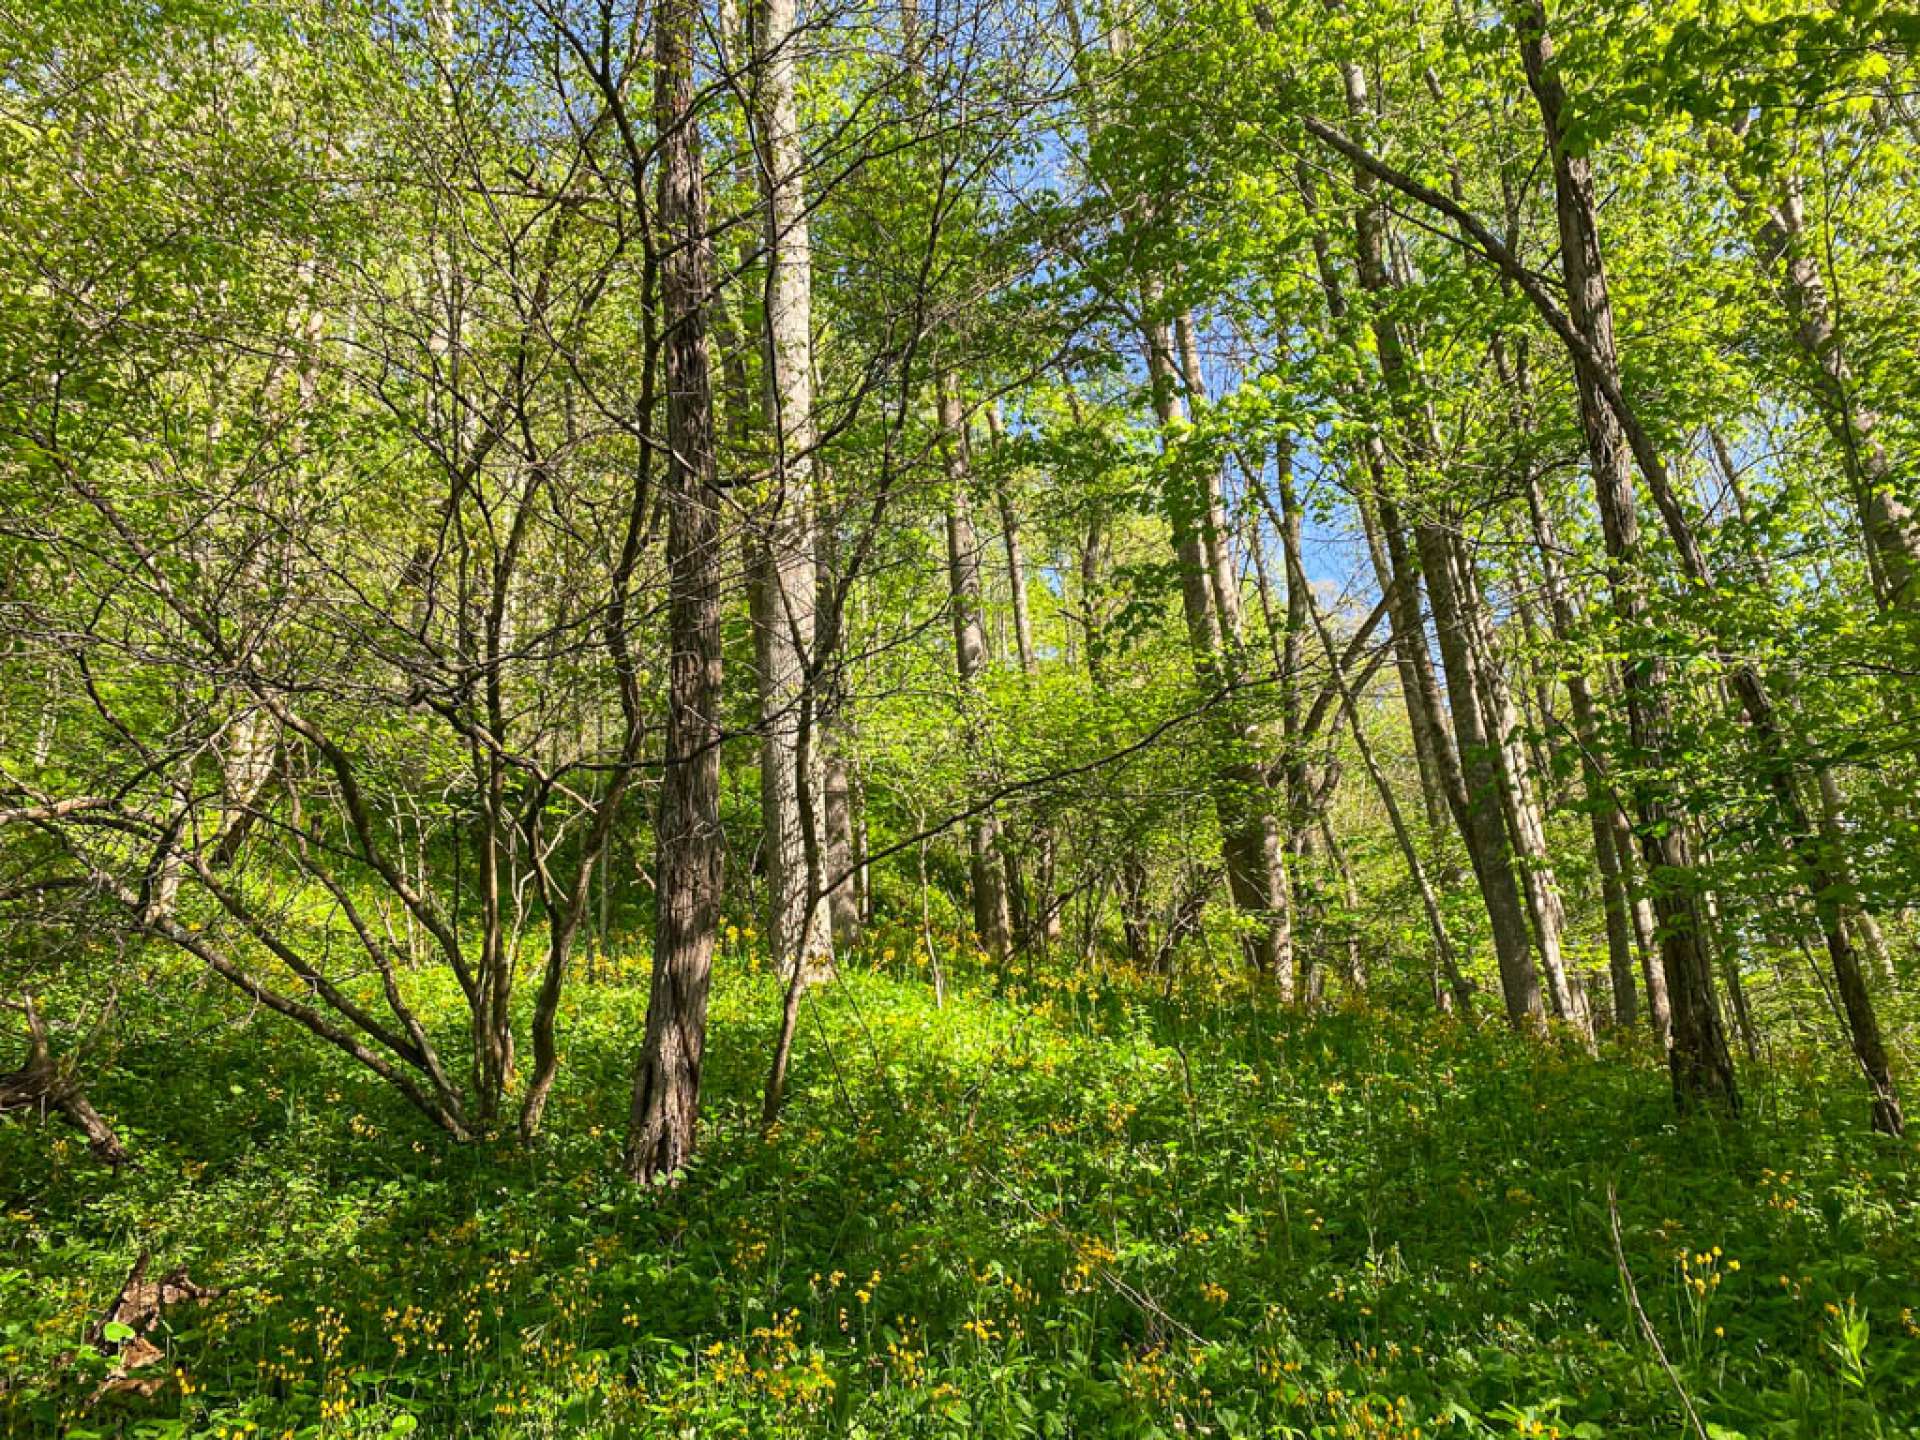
1140;304;1294;990
1748;171;1920;609
1302;572;1473;1015
1513;0;1737;1112
1523;1;1898;1131
627;0;726;1183
747;0;832;987
1408;519;1546;1027
984;402;1037;675
813;521;864;950
822;750;861;946
1077;503;1155;967
1449;531;1583;1030
1308;28;1895;1125
1520;468;1645;1032
938;373;1015;960
984;401;1059;946
1323;53;1543;1025
1;998;128;1166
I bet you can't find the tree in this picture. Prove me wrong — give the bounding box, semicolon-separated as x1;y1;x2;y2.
626;0;728;1182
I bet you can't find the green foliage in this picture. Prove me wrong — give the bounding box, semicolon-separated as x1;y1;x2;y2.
6;947;1919;1437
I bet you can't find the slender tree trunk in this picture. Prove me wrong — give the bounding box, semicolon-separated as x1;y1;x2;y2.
1449;532;1581;1030
1521;0;1899;1133
1515;0;1737;1112
1710;431;1900;1010
1520;470;1643;1031
1301;565;1473;1015
1609;801;1669;1041
1325;57;1543;1027
985;403;1037;674
1353;481;1449;842
1269;427;1315;906
626;0;726;1182
1410;520;1545;1027
1174;313;1245;645
983;402;1059;946
748;0;831;986
1094;16;1290;983
211;707;280;868
814;521;864;950
1699;876;1761;1064
1506;580;1562;798
1078;505;1154;966
937;374;1015;959
1813;766;1895;988
1708;433;1899;1005
1318;812;1366;992
823;751;860;946
1297;84;1445;852
1140;305;1293;990
1747;172;1920;609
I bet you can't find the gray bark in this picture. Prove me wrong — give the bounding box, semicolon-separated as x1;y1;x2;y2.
749;0;832;986
1141;304;1293;991
1749;172;1920;608
1514;0;1737;1111
938;374;1014;960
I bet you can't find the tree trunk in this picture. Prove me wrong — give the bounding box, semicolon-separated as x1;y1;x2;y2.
1078;505;1155;967
1;998;128;1166
1322;57;1544;1027
1522;0;1901;1132
814;522;864;950
1448;531;1582;1031
1520;470;1642;1031
938;374;1015;960
984;402;1037;675
1515;0;1737;1112
1140;304;1293;990
1609;799;1670;1043
1300;568;1474;1016
984;402;1060;946
749;0;832;987
626;0;726;1183
1298;110;1452;854
1268;426;1316;905
1410;519;1546;1027
1353;481;1450;842
1813;765;1895;988
1748;172;1920;609
823;750;861;947
1319;812;1366;992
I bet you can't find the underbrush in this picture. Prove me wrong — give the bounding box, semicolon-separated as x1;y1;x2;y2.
4;939;1917;1438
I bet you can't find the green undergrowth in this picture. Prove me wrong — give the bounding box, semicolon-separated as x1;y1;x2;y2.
4;943;1918;1439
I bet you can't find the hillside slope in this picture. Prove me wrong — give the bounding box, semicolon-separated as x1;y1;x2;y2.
5;952;1918;1437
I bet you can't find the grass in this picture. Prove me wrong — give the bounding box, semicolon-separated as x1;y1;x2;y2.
3;934;1918;1438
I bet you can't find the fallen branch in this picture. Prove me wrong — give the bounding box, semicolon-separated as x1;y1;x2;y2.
1607;1182;1709;1440
0;997;129;1167
83;1250;229;1403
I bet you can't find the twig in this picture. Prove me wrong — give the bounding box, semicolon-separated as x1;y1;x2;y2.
1607;1182;1709;1440
980;1166;1204;1346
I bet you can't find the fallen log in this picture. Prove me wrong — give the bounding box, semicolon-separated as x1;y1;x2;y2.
84;1250;229;1402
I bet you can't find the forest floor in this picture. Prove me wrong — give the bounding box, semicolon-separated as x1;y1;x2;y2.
4;940;1918;1439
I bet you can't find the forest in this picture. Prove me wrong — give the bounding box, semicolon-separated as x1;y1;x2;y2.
3;0;1919;1432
